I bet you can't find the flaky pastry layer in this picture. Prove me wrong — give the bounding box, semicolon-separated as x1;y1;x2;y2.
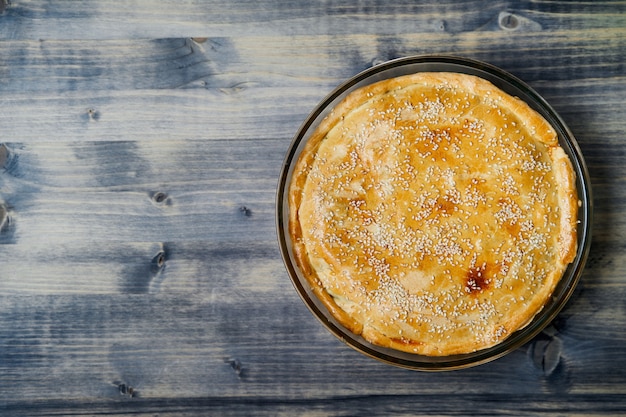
289;72;578;356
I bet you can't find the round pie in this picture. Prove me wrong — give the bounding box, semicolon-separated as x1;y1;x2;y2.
288;72;578;356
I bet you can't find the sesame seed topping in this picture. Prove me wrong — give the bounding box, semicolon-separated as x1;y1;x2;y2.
292;72;576;356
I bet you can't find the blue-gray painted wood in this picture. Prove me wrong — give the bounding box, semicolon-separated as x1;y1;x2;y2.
0;1;625;415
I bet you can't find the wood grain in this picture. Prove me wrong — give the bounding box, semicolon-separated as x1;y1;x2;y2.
0;0;624;39
0;1;625;415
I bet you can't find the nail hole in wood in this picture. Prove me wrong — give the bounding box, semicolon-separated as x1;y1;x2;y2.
226;358;244;378
86;108;101;121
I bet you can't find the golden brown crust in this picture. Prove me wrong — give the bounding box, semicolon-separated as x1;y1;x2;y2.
289;72;578;356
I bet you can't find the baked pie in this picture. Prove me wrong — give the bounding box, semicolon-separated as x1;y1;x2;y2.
288;72;578;356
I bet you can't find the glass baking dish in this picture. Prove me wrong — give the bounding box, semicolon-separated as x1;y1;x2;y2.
276;55;592;371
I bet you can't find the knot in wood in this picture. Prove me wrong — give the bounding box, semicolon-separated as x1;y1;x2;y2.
86;108;101;121
118;383;136;397
239;205;252;217
528;335;563;377
499;12;520;30
152;192;168;204
0;204;7;231
153;251;166;268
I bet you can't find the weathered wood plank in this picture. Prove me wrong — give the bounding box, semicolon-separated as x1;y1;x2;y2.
0;241;286;293
2;394;626;417
0;139;284;188
0;0;625;39
0;33;623;146
0;32;624;94
0;90;308;143
0;190;276;244
0;281;624;402
0;139;281;245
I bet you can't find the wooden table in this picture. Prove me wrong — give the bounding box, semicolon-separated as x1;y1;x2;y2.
0;1;624;415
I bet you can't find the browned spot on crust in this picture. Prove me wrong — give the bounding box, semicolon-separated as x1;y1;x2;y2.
435;196;456;215
391;337;424;347
465;263;491;294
